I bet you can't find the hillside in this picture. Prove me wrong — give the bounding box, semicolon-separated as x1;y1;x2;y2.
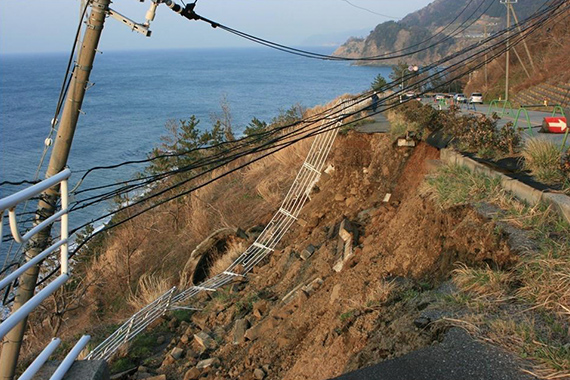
333;0;549;66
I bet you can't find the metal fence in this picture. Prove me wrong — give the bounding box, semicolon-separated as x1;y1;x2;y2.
86;98;358;361
0;168;91;379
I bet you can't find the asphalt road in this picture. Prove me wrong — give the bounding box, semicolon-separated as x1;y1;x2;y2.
333;328;537;380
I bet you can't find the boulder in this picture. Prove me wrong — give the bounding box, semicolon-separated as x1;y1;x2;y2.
196;357;220;369
194;331;216;350
233;319;250;345
170;347;184;360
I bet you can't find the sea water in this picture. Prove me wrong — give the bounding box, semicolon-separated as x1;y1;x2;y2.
0;47;392;263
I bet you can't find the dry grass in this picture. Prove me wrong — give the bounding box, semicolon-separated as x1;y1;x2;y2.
517;256;570;316
209;238;246;276
128;273;173;310
522;138;565;185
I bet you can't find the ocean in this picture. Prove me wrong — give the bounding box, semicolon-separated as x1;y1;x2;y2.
0;47;392;262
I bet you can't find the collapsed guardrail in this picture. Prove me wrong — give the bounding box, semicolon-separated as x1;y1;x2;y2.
86;97;359;361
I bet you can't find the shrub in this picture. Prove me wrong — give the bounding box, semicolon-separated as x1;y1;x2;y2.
522;138;565;184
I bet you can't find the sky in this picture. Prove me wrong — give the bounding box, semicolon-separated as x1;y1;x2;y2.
0;0;434;54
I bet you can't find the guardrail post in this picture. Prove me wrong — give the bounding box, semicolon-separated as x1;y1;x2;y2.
552;105;566;118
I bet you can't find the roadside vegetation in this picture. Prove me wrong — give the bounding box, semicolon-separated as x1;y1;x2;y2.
522;138;570;186
424;164;570;379
388;101;522;158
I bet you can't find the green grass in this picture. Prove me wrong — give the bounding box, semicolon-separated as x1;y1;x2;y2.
425;164;503;207
339;310;355;322
171;309;192;323
522;138;565;185
110;357;136;374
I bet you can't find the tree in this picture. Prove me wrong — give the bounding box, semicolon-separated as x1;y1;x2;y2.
371;74;388;92
244;117;268;137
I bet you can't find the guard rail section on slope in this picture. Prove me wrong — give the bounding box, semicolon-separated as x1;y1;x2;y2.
86;97;359;362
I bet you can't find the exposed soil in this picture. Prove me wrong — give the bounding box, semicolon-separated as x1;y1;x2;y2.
115;133;522;380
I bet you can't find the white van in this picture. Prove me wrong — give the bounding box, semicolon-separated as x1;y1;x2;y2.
470;93;483;104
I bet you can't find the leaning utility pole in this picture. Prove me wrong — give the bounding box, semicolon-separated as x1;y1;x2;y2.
484;24;488;89
0;0;111;377
501;0;517;101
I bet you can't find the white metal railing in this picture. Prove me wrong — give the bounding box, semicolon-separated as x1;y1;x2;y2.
86;98;359;361
0;168;90;379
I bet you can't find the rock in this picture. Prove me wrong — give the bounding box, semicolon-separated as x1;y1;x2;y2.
168;318;179;330
156;335;166;345
194;331;216;350
161;355;175;367
146;376;166;380
138;366;148;373
233;319;250;345
135;373;152;380
254;368;266;379
397;138;416;147
252;300;269;319
171;347;184;360
345;196;357;207
184;367;202;380
414;316;431;329
300;244;316;260
338;218;354;242
196;357;220;369
302;277;324;296
191;313;209;330
245;318;278;342
330;284;342;305
334;193;345;202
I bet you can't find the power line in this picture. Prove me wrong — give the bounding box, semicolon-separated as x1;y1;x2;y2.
339;0;401;19
6;0;566;294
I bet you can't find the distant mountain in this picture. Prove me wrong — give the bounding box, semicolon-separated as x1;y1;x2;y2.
333;0;550;65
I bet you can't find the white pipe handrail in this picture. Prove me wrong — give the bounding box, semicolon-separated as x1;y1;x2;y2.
9;208;68;244
0;169;71;212
49;335;91;380
0;168;74;376
0;274;69;339
18;338;61;380
0;239;68;292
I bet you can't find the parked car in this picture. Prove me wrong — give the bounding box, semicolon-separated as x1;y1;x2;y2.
470;92;484;104
454;93;467;103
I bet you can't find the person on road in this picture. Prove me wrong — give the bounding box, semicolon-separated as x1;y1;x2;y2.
371;92;380;112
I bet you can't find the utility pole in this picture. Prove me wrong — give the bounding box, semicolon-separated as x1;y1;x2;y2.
501;0;517;101
508;3;536;73
484;24;488;89
0;0;111;377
